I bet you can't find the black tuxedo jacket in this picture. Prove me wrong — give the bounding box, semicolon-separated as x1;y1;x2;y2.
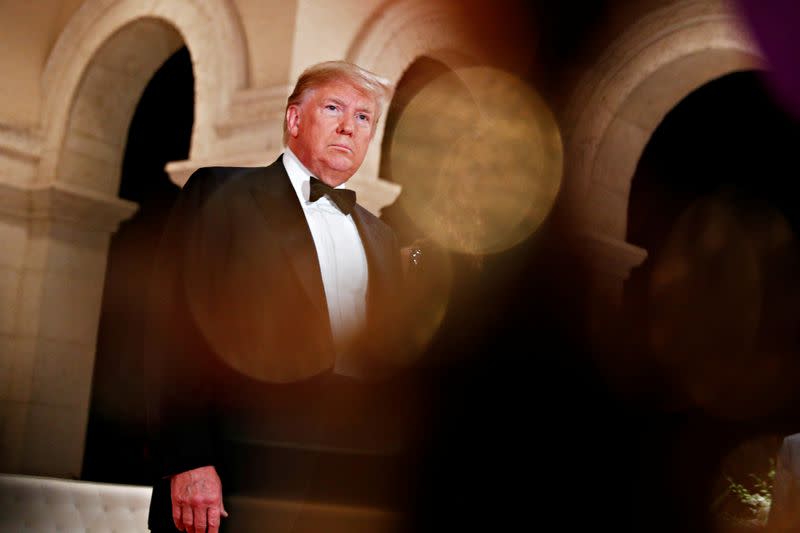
145;156;405;531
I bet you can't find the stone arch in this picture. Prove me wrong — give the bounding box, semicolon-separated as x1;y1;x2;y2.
561;0;764;299
344;0;487;211
347;0;484;82
50;19;186;197
39;0;248;191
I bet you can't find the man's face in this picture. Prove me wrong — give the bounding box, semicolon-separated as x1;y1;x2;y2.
286;80;377;187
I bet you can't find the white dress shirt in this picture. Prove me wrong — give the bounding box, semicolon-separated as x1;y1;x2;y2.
282;149;368;376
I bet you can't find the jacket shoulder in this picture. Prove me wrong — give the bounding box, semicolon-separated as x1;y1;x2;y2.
183;166;258;193
180;160;281;201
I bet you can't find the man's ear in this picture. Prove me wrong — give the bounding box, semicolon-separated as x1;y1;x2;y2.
286;105;301;138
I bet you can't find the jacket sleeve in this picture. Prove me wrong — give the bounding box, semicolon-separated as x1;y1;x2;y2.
144;167;226;478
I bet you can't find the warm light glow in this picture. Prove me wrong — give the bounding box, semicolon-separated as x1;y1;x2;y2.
389;66;563;255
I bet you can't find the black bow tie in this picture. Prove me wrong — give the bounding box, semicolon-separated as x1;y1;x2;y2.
309;176;356;215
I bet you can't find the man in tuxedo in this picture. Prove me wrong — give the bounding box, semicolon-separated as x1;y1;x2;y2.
145;61;405;533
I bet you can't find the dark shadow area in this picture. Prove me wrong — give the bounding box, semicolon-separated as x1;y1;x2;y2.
401;205;647;531
82;46;193;484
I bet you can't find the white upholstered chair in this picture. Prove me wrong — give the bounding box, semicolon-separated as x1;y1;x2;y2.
0;473;152;532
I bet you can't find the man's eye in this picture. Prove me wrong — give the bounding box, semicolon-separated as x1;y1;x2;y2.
357;114;369;122
326;104;338;111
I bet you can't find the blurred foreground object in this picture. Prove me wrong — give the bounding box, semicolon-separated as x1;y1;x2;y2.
767;433;800;531
734;0;800;120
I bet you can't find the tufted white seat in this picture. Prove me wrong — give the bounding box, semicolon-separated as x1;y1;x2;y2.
0;473;152;532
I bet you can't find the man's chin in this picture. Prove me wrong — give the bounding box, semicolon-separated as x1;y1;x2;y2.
323;158;361;180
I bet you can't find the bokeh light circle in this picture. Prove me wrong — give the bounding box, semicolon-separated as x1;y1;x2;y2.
389;66;563;255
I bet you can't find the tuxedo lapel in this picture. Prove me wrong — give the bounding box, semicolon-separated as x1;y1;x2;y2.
247;158;331;327
351;204;392;311
246;158;397;347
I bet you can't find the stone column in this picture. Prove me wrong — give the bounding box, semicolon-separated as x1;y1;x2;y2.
578;231;647;308
0;178;135;477
572;230;648;383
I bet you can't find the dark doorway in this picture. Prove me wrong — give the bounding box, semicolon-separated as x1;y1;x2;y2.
82;46;194;484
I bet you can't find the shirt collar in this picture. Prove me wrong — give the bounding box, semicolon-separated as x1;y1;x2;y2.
282;148;347;204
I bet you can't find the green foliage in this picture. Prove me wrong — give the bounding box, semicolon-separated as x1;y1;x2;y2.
722;459;776;527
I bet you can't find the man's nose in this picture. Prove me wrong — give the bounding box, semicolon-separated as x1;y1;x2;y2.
337;116;354;135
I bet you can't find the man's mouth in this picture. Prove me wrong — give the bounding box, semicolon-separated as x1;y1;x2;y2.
329;144;353;153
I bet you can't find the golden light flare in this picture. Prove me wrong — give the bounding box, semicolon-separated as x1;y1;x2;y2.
388;66;563;255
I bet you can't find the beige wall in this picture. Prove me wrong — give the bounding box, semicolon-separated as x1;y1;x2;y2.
232;0;297;88
291;0;382;79
0;0;83;128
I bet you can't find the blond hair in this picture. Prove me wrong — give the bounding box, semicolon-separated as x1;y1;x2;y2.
283;61;393;144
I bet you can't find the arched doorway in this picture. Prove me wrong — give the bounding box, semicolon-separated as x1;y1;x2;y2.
81;46;194;484
622;70;800;530
562;0;762;306
4;0;251;477
2;14;205;477
626;70;800;416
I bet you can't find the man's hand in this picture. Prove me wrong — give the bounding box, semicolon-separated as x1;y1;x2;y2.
170;465;228;533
